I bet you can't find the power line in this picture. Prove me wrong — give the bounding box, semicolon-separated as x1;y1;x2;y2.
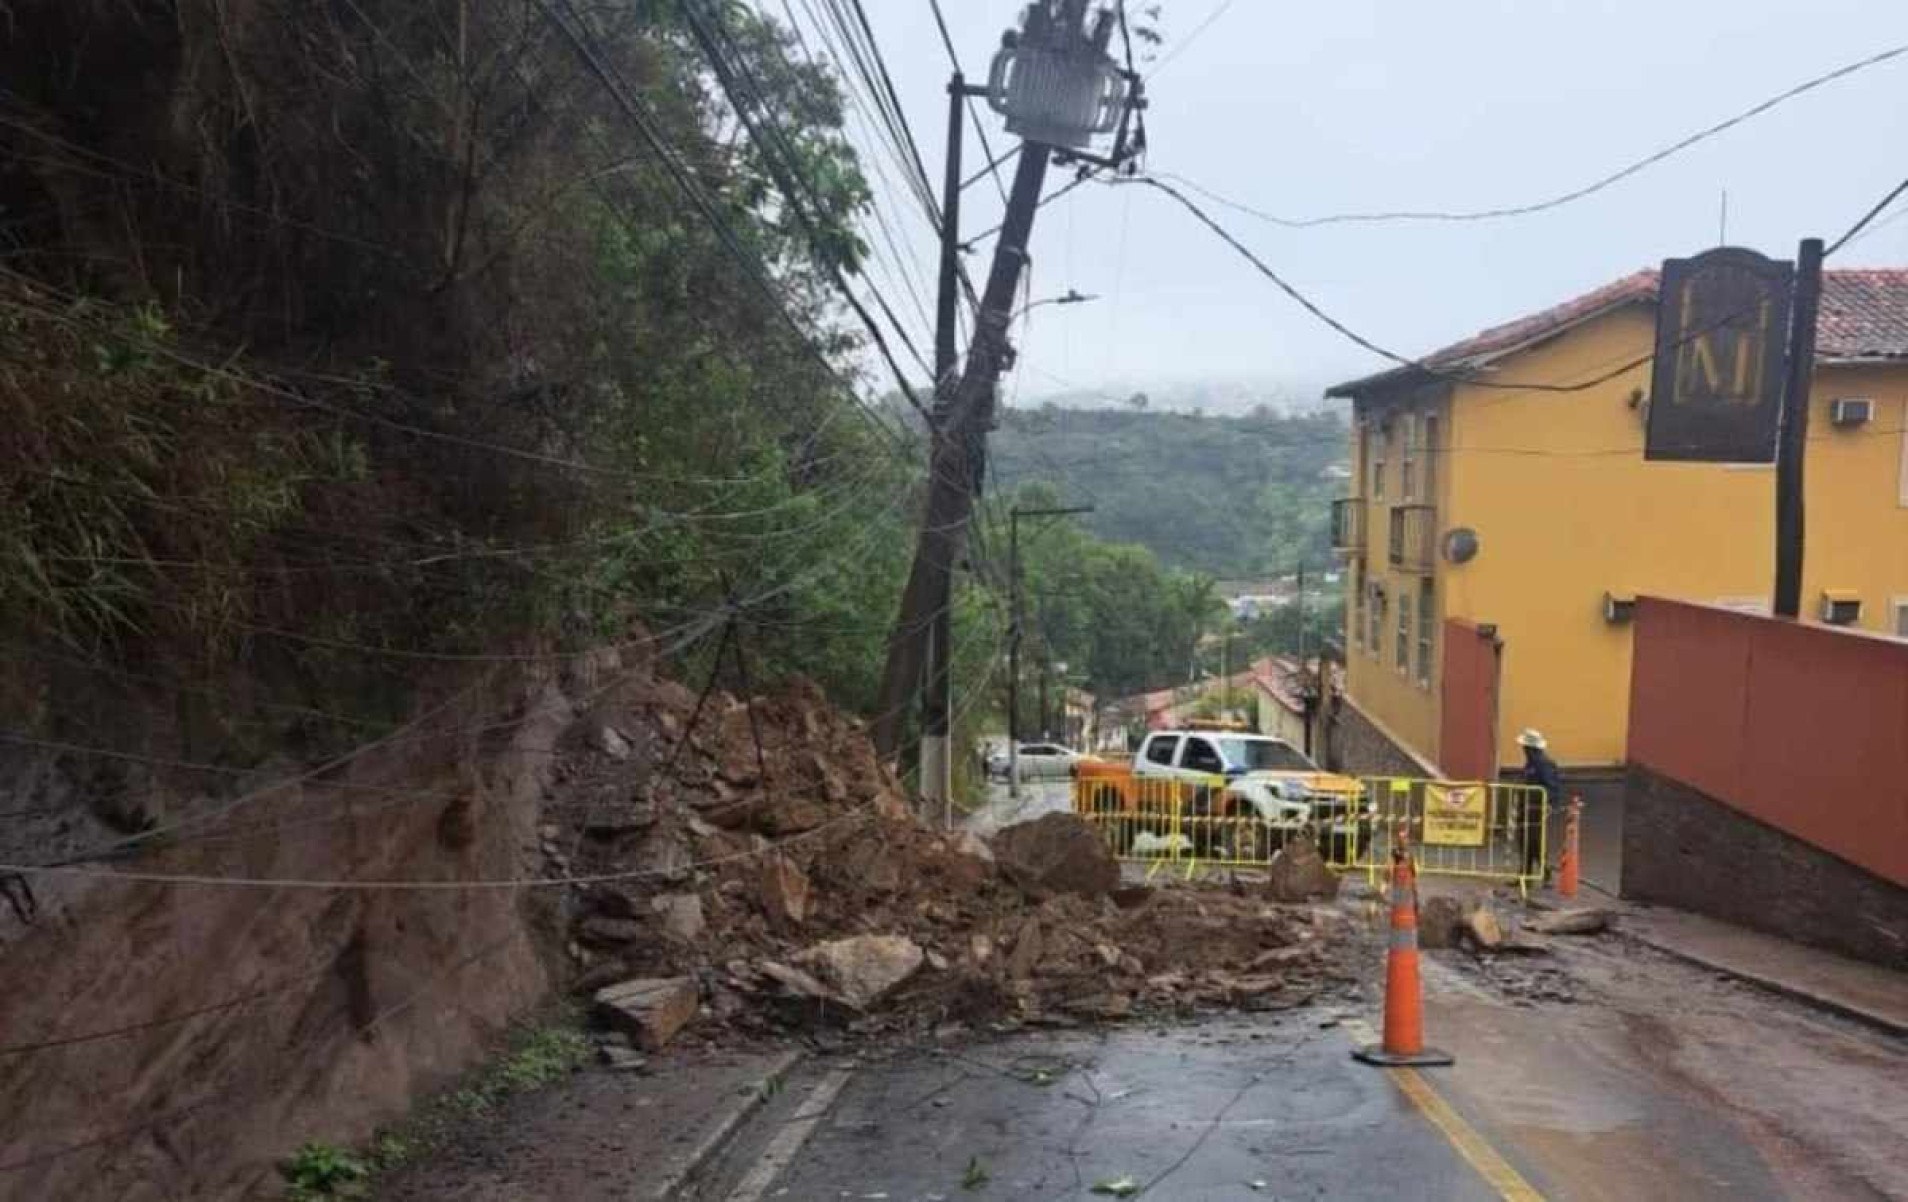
0;614;1013;893
682;0;936;387
962;167;1101;251
1152;41;1908;230
927;0;1012;208
1826;172;1908;257
1146;0;1236;78
535;0;923;438
1110;173;1903;398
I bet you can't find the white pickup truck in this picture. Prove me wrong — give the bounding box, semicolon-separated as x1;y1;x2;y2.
1127;728;1368;860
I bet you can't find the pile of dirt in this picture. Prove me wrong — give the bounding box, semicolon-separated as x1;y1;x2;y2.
541;672;1361;1048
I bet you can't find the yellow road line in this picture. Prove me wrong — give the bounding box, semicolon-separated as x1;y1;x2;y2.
1343;1019;1546;1202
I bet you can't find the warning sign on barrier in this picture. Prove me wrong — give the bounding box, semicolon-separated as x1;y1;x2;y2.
1422;783;1487;847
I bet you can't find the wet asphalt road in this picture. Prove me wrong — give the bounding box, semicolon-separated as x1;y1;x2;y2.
688;917;1907;1202
697;1017;1504;1201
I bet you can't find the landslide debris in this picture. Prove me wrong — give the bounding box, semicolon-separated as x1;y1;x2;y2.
543;667;1359;1050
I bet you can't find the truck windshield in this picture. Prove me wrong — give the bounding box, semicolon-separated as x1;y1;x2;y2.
1216;738;1315;772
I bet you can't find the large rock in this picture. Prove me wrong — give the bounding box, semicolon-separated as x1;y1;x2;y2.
1418;895;1502;951
634;825;694;883
594;724;634;761
651;892;706;944
1418;895;1464;949
1527;908;1613;936
592;977;699;1050
842;835;903;894
1265;839;1340;903
1463;904;1504;950
757;796;828;836
991;814;1121;899
788;935;925;1010
759;853;811;929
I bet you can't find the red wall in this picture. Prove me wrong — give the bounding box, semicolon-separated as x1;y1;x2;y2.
1439;619;1498;782
1627;597;1908;888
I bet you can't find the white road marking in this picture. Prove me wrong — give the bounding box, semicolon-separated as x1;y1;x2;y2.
723;1068;854;1202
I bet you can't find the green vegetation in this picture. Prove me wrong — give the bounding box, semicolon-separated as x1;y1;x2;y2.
281;1143;370;1200
1;4;1315;788
278;1013;591;1196
991;405;1348;578
1003;482;1222;709
0;2;947;774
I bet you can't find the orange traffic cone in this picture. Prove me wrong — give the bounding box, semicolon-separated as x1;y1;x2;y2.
1354;837;1453;1067
1557;796;1582;899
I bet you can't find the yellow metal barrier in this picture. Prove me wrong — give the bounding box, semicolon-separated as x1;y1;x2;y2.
1352;778;1549;896
1072;773;1369;880
1074;772;1547;893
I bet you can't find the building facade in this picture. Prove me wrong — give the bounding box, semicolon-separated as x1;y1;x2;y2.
1328;267;1908;774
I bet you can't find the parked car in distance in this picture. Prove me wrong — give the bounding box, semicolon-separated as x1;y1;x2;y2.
986;742;1091;781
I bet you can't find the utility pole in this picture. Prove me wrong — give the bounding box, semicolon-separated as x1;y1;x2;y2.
1296;561;1322;757
1773;237;1824;619
1295;562;1307;667
1007;502;1093;796
873;1;1134;779
918;69;973;822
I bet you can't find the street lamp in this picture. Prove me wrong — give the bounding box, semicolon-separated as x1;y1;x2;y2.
1013;288;1098;321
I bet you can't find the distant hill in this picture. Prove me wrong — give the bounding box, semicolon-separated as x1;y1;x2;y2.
990;404;1349;578
1020;376;1340;418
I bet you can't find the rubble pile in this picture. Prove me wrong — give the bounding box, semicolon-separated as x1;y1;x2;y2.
541;669;1359;1050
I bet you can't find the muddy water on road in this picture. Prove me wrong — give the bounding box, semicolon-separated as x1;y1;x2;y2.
1427;936;1908;1201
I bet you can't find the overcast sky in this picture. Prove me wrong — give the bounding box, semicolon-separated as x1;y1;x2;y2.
814;1;1908;403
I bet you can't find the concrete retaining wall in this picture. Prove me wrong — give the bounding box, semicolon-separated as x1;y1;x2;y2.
1623;763;1908;968
1627;597;1908;889
1325;694;1436;779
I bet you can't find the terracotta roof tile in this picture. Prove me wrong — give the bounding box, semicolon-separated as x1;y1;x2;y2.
1330;264;1908;396
1816;268;1908;360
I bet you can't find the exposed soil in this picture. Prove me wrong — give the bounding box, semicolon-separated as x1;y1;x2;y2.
544;672;1368;1043
0;640;1367;1202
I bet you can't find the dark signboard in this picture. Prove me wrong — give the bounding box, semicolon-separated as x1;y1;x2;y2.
1646;247;1794;462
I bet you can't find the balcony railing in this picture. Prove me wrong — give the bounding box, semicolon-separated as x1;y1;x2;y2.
1388;504;1437;573
1330;497;1366;553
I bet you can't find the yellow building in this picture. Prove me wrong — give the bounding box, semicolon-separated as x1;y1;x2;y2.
1326;267;1908;775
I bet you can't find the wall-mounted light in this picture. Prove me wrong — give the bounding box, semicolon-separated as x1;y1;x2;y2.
1604;592;1637;624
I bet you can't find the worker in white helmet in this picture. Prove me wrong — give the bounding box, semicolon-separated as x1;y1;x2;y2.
1516;728;1562;882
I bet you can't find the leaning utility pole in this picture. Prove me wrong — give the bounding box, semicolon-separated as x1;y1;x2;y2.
874;0;1136;784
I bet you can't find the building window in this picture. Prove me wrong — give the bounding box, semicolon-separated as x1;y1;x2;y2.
1400;414;1417;501
1422;414;1440;501
1416;577;1435;687
1899;422;1908;508
1396;590;1412;673
1351;563;1366;650
1368;583;1386;656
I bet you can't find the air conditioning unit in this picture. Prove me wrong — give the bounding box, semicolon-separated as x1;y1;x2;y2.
1820;591;1861;625
1603;592;1636;624
1830;398;1873;427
